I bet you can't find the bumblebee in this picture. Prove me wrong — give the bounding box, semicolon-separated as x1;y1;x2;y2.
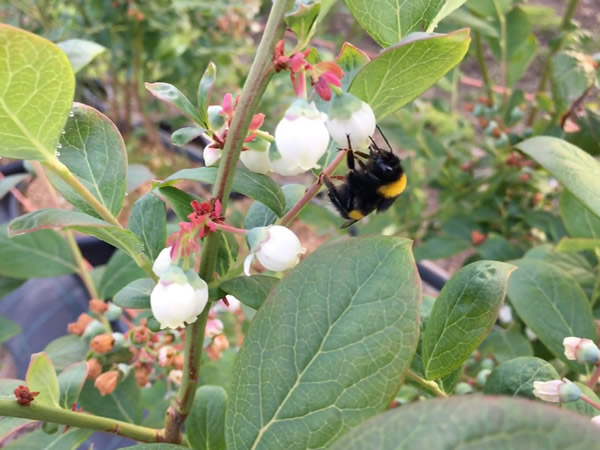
323;129;407;228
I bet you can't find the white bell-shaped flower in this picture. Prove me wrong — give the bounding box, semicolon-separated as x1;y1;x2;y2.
326;93;376;150
244;225;306;275
273;99;329;175
203;145;221;167
240;137;271;174
152;247;173;277
150;266;209;329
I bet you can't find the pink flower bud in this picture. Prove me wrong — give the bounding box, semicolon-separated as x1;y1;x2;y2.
533;378;581;403
563;337;600;363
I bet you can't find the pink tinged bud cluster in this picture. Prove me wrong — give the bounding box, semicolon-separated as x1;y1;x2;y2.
532;378;582;403
563;337;600;363
244;225;306;275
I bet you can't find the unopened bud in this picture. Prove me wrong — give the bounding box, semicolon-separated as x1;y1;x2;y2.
173;354;184;370
67;313;94;336
533;378;581;403
134;365;151;387
105;303;122;321
95;370;119;396
158;346;177;367
87;358;102;380
89;299;108;314
131;324;151;345
82;320;106;339
90;333;115;354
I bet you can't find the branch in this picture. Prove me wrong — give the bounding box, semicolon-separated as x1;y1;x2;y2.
160;0;295;442
0;400;160;443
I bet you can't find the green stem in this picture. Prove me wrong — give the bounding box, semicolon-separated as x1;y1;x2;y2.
0;400;160;442
526;0;579;126
473;32;494;103
254;129;275;143
405;370;448;397
160;0;294;442
492;0;508;113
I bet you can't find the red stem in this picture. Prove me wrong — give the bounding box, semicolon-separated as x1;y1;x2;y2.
581;394;600;410
212;222;248;235
587;363;600;389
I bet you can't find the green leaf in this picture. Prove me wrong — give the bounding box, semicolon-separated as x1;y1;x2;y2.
0;24;74;160
0;277;25;299
564;382;600;418
0;224;77;279
114;278;154;309
0;379;23;399
79;372;141;424
329;396;600;449
187;385;227;450
560;190;600;239
47;102;127;218
128;193;166;260
479;327;533;363
3;428;91;450
413;235;471;261
551;50;596;115
215;232;239;278
158;186;201;221
556;238;600;252
0;417;34;443
349;29;471;120
286;2;320;47
483;356;559;398
99;250;146;300
476;233;521;261
507;259;597;373
443;8;499;38
0;317;20;343
171;127;206;146
197;62;216;129
226;236;421;449
422;261;515;380
0;173;27;200
127;164;155;193
26;353;59;407
427;0;468;32
244;184;306;229
145;82;204;126
57;39;106;73
345;0;446;46
122;445;189;450
57;361;87;409
566;108;600;156
220;275;279;310
336;42;370;91
517;137;600;219
9;209;144;258
165;166;285;216
44;335;88;371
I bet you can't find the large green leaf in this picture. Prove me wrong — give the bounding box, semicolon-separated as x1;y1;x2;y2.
517;137;600;219
165;167;285;216
128;193;166;260
422;261;515;380
113;278;154;309
47;103;127;218
560;190;600;239
145;82;204;125
9;209;143;258
344;0;446;46
0;277;24;299
413;235;471;261
349;29;471;120
508;259;597;373
44;335;88;371
57;361;87;409
187;385;227;450
220;275;279;310
244;184;306;229
329;396;600;449
336;43;370;91
0;224;77;279
483;356;559;398
226;236;421;449
25;353;60;408
0;24;74;160
0;317;21;344
478;327;533;363
551;50;596;115
57;39;106;74
99;250;146;299
3;428;91;450
78;372;141;424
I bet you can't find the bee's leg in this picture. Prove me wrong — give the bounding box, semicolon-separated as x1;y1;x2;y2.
322;174;351;219
354;151;370;159
356;158;367;171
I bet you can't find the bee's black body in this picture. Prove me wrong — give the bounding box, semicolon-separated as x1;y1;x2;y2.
324;132;406;228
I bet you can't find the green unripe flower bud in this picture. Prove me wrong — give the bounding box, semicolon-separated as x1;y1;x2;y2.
105;303;122;321
82;320;107;339
112;332;126;350
472;104;484;117
480;358;495;371
477;369;492;387
455;382;474;395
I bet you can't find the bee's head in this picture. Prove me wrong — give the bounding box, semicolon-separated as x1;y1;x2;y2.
370;142;402;181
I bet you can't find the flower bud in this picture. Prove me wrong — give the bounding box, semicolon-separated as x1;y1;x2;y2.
168;369;183;385
477;369;492;387
207;334;230;361
131;324;151;345
244;225;306;275
240;138;271;174
42;422;58;434
82;320;107;340
150;266;209;329
67;313;94;336
326;93;376;150
208;105;226;130
105;303;122;321
206;319;224;338
273;99;330;175
563;337;600;363
152;247;173;277
134;365;151;387
87;358;102;381
203;145;221;167
158;346;177;367
89;299;108;314
173;354;184;370
90;333;115;354
455;382;474;395
95;370;119;396
533;378;581;403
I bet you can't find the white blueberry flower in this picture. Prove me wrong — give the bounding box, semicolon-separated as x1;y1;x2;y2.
498;304;513;324
152;247;173;277
591;416;600;427
533;378;581;403
326;93;376;150
240;138;272;174
273;99;329;175
244;225;306;275
563;337;600;363
203;145;221;167
168;369;183;385
150;266;209;329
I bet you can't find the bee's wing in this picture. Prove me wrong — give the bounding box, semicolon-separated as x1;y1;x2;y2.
341;218;359;229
